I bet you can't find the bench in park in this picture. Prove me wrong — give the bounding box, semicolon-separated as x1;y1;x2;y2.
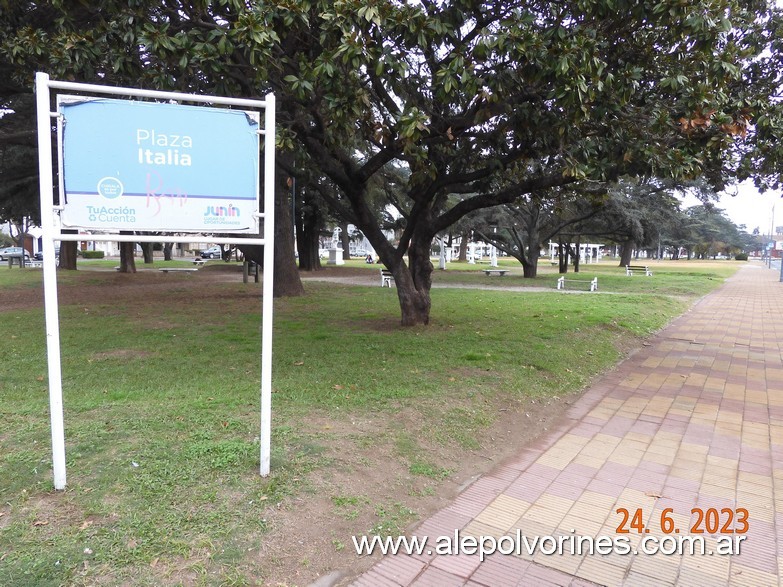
484;269;508;276
7;254;29;268
625;265;652;276
556;276;598;292
192;258;207;266
159;267;199;274
9;258;42;268
243;259;260;284
380;268;394;287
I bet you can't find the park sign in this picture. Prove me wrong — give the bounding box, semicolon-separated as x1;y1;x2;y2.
59;96;261;232
37;74;276;491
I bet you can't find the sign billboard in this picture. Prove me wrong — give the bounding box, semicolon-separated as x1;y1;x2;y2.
59;97;260;232
38;75;276;490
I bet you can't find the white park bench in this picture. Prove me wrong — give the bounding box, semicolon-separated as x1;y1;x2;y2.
380;268;394;287
625;265;652;276
557;276;598;292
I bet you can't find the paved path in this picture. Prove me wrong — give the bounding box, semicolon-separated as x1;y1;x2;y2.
349;263;783;587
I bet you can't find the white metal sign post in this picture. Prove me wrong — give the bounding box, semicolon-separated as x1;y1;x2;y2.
35;73;276;489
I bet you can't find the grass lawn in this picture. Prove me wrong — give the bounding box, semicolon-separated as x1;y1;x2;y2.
0;258;741;585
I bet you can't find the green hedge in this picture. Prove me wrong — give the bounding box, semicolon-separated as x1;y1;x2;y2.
81;250;105;259
734;253;749;261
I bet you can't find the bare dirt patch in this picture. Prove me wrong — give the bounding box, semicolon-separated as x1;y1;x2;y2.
250;391;578;586
0;264;258;313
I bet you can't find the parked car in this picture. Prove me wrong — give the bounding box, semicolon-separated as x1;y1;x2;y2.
0;246;30;261
33;247;60;261
200;246;223;259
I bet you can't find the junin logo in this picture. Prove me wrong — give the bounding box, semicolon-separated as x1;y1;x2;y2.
204;204;240;217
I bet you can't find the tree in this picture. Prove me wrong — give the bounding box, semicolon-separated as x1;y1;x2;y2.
118;232;137;273
568;179;683;266
683;205;749;259
254;0;783;323
2;1;782;323
238;168;305;297
471;185;607;277
163;242;174;261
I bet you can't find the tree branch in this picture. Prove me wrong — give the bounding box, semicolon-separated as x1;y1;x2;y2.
433;173;576;233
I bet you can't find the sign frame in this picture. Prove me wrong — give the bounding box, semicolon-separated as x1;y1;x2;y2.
57;95;262;233
36;73;276;489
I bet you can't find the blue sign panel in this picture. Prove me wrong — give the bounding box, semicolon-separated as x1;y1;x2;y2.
59;97;260;232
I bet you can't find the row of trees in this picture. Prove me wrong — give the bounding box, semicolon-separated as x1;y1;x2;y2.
464;178;756;274
664;204;757;260
2;1;782;324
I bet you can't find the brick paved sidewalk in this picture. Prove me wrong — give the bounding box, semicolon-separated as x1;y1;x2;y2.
350;263;783;587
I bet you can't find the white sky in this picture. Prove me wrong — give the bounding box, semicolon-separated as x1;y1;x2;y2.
679;180;783;235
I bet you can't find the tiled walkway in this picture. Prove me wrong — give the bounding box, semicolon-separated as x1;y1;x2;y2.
351;264;783;587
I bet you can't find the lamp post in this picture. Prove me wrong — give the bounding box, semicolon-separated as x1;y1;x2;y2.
489;223;498;268
769;204;775;269
439;235;447;270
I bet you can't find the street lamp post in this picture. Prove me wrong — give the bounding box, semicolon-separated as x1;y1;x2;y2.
769;204;775;269
489;223;498;268
439;236;447;270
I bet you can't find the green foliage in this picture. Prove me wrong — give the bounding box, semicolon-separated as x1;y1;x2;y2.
735;253;749;261
1;0;781;322
79;250;104;259
680;204;753;258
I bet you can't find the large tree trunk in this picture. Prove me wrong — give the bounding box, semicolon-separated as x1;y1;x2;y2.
297;212;322;270
558;238;569;274
396;280;431;326
572;236;581;273
59;230;78;270
522;224;540;278
273;166;304;297
140;242;154;264
237;170;305;296
163;243;174;261
619;240;634;266
295;186;323;271
340;222;351;260
458;232;468;261
119;232;137;273
390;235;433;326
520;255;536;278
